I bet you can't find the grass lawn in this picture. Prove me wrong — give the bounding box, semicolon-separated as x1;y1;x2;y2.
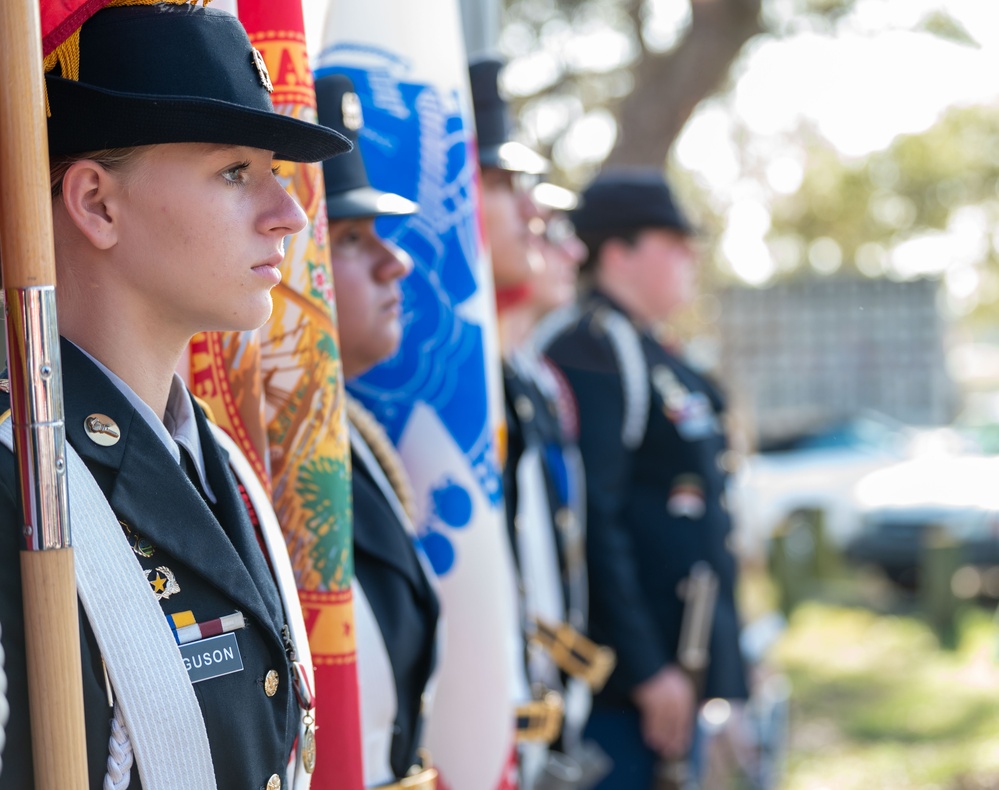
771;600;999;790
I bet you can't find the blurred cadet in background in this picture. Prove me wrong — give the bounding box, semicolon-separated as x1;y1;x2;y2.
316;73;441;790
528;182;588;324
525;181;619;786
541;168;750;790
470;56;614;790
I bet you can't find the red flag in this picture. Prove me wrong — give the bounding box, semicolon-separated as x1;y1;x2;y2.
40;0;105;54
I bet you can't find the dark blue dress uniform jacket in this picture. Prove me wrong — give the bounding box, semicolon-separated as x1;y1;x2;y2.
544;292;749;709
502;357;583;630
0;340;300;790
351;444;439;779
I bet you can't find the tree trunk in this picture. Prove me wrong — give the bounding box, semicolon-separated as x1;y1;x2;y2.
606;0;763;167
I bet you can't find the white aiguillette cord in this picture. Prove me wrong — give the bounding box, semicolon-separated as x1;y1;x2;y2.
0;421;217;790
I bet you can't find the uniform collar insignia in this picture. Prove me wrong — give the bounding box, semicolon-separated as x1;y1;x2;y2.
120;520;155;558
145;565;181;600
652;365;688;410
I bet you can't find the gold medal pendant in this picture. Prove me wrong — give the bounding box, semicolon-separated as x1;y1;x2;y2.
302;712;317;774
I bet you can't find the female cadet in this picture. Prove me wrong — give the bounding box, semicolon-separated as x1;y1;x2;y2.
0;3;349;788
314;74;440;789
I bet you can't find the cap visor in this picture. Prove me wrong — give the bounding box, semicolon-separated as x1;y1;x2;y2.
326;187;419;220
479;142;549;175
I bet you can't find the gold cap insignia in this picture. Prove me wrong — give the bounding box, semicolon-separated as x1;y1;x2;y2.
252;48;274;93
342;91;363;131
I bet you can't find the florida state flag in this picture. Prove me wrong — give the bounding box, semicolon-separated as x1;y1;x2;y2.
188;0;365;787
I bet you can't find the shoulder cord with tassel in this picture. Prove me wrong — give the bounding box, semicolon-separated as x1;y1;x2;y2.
345;396;416;524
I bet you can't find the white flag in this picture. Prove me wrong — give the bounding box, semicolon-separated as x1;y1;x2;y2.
316;2;523;788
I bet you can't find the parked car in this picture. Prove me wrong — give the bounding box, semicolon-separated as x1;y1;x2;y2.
845;454;999;588
729;412;964;561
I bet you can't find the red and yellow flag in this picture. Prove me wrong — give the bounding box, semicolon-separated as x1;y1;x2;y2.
189;0;364;786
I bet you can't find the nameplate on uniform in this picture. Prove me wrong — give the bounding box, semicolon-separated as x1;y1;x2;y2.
180;632;244;684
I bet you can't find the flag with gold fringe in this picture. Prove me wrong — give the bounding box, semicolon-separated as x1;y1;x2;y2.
187;0;364;786
40;0;106;54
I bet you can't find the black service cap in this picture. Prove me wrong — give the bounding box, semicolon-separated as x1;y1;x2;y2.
45;3;351;163
314;73;418;220
570;168;694;237
468;56;548;175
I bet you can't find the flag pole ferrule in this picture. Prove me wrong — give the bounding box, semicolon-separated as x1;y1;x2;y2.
4;285;70;551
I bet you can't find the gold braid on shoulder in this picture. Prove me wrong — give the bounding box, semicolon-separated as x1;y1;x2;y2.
42;0;212;115
346;396;416;524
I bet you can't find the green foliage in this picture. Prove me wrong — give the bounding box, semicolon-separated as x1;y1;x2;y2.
500;0;863;180
760;104;999;322
916;10;978;47
296;456;354;589
776;104;999;243
773;602;999;789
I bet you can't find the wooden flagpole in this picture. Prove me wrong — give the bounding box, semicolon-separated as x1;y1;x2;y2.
0;0;89;787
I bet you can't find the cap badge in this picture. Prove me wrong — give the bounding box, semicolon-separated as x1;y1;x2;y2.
251;48;274;93
85;413;120;446
342;91;363;131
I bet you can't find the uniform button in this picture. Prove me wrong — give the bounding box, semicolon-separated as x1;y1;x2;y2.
266;774;281;790
264;669;280;697
514;395;535;422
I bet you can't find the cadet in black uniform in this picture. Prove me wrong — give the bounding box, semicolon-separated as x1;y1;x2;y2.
0;4;349;788
468;58;561;779
315;74;440;790
470;57;613;789
542;169;749;789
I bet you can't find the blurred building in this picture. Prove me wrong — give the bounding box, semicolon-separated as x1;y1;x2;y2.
717;276;956;446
